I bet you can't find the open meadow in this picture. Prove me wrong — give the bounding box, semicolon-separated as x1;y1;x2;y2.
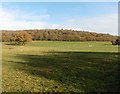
2;41;120;92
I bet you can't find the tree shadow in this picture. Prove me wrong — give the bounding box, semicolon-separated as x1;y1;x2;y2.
5;43;17;45
11;51;119;92
5;42;21;46
5;42;26;46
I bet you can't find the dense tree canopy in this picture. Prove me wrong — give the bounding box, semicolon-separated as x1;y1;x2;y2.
2;31;32;45
1;29;117;42
15;31;32;45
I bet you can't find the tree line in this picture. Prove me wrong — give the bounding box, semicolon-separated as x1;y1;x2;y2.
1;29;117;42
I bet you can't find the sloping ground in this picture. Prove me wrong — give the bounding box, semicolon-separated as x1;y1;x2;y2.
2;41;120;93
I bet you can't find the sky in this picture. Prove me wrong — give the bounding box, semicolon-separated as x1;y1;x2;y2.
0;2;118;35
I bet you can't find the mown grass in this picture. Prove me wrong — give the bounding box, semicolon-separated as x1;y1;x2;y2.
2;41;120;93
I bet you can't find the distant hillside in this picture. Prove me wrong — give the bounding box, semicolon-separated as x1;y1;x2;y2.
1;29;117;42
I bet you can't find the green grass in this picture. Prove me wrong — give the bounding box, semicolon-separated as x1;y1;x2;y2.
2;41;120;93
26;41;118;52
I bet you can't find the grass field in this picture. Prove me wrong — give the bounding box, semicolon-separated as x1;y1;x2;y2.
2;41;120;93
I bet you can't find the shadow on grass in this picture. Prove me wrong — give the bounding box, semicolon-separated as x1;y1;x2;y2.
5;43;17;45
5;42;26;46
12;51;119;92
